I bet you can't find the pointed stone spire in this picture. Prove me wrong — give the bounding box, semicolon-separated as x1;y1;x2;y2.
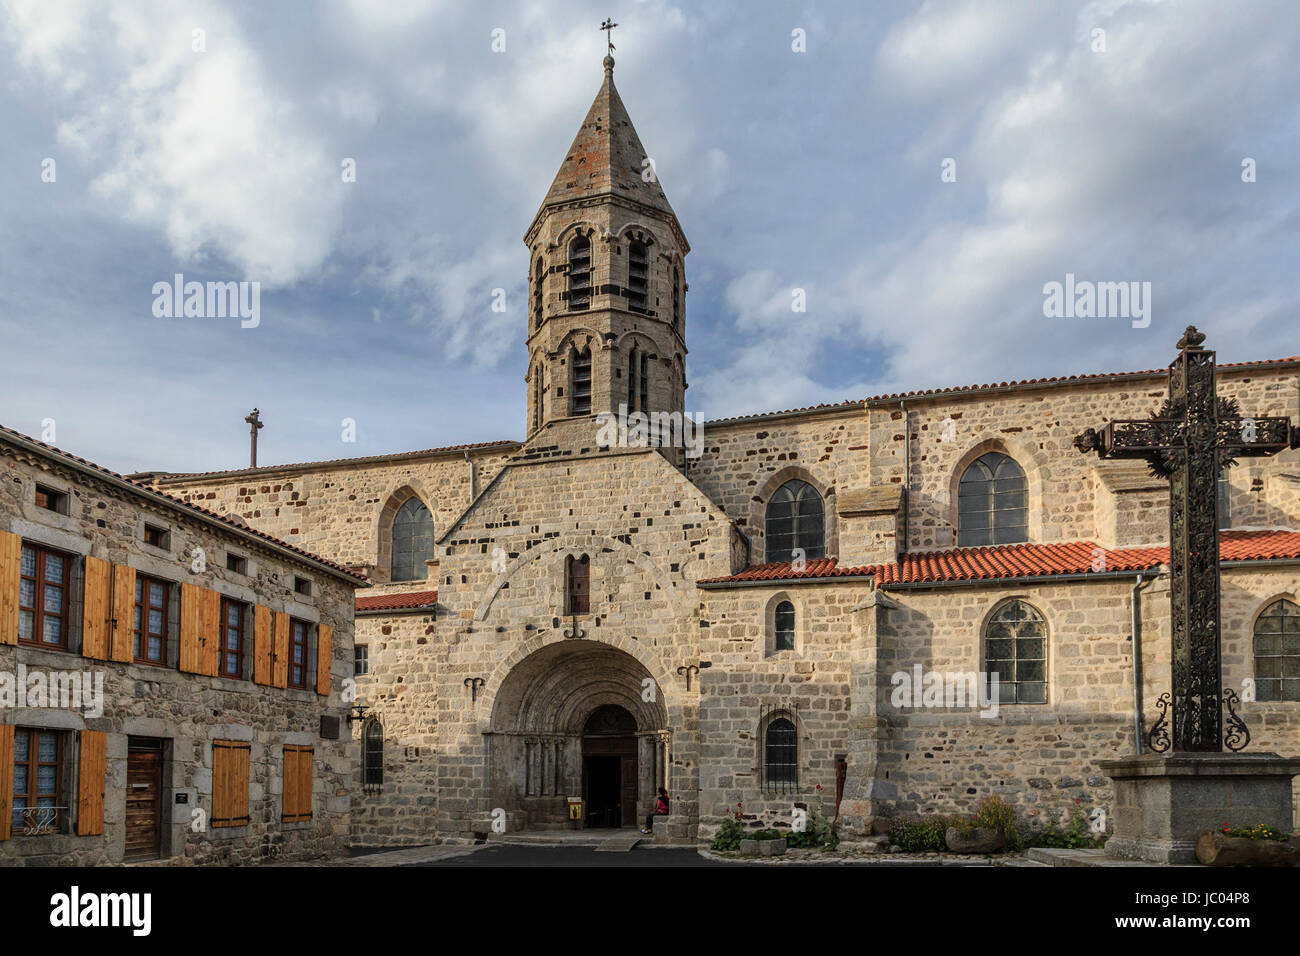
528;56;681;237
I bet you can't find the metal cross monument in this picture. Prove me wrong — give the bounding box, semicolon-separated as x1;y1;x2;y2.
1074;326;1299;752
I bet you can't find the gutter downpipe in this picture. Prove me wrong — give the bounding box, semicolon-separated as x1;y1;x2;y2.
899;401;910;562
1131;570;1155;755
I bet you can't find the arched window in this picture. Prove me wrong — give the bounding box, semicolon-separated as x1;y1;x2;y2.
532;363;544;432
640;351;649;412
390;498;435;582
774;601;795;652
958;452;1027;547
568;235;591;310
762;715;798;791
565;554;590;615
984;600;1047;703
672;265;681;331
627;345;639;411
766;479;825;563
626;240;648;311
570;346;592;416
532;257;544;329
361;717;384;794
1254;599;1300;701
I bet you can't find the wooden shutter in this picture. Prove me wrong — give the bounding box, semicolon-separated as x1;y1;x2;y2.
282;745;313;822
179;583;202;673
201;587;221;676
273;612;289;689
211;740;250;828
315;623;332;697
0;531;21;646
109;564;136;663
253;606;272;685
81;556;112;660
0;725;12;841
76;730;106;836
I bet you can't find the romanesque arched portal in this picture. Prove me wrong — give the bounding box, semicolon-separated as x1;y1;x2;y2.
488;641;670;829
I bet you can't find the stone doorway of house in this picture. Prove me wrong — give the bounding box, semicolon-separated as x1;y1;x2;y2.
581;704;638;828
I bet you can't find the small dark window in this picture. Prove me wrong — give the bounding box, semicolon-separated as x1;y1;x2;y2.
774;601;795;651
18;544;70;650
354;645;369;676
288;618;311;689
143;524;170;550
34;485;67;515
390;498;435;582
570;347;592;416
219;598;246;679
627;345;639;411
627;240;648;311
763;716;798;791
362;717;384;793
226;553;247;574
293;576;312;596
565;554;590;615
672;265;681;331
133;575;171;665
532;256;545;329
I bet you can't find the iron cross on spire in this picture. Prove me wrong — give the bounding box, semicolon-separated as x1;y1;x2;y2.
600;17;618;55
1074;326;1300;753
244;408;264;469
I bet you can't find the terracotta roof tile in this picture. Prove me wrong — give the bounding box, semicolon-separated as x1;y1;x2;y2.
698;531;1300;587
355;590;438;612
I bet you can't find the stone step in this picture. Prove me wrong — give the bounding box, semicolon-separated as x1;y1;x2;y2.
595;831;645;852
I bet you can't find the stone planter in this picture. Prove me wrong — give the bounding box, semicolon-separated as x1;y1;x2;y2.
738;839;760;855
1196;830;1300;867
738;837;787;856
945;827;1006;854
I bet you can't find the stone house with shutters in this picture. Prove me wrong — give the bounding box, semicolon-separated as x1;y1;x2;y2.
145;56;1300;848
0;424;365;866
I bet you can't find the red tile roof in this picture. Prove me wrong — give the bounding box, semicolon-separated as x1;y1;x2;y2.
355;590;438;612
698;531;1300;588
0;424;368;584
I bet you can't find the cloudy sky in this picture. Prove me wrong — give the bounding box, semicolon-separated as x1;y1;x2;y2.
2;0;1297;475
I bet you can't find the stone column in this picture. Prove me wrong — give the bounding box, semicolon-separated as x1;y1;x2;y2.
838;590;898;837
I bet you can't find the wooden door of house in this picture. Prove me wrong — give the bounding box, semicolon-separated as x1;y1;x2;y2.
125;738;164;861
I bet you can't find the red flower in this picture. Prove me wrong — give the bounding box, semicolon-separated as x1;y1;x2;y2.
815;784;823;791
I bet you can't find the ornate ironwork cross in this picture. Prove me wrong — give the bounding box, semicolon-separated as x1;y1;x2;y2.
1074;326;1299;752
600;17;618;55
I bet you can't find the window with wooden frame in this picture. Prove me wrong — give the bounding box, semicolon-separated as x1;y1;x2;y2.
219;597;246;679
11;728;66;835
143;524;170;550
570;346;592;416
226;552;247;575
353;644;369;676
34;484;68;515
567;235;591;310
18;543;70;651
211;740;250;828
288;618;311;689
133;575;170;665
565;554;590;615
282;745;313;823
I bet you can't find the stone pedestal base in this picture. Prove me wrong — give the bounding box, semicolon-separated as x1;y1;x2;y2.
1100;752;1300;864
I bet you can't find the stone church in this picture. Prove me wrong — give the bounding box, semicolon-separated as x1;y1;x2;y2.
156;56;1300;846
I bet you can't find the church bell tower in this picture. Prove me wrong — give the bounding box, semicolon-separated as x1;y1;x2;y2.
523;54;689;438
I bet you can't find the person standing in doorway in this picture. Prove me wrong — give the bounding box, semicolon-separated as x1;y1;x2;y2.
641;787;670;834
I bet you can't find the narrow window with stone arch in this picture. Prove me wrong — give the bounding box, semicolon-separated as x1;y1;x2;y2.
983;600;1047;703
532;363;544;432
773;600;795;653
361;716;384;794
532;256;544;329
565;554;590;615
766;479;825;563
568;235;591;310
570;346;592;416
626;239;648;311
671;264;681;332
958;452;1028;546
1253;598;1300;701
761;713;798;792
390;497;435;582
627;344;640;412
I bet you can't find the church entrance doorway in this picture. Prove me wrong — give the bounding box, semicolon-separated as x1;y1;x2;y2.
581;705;638;828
